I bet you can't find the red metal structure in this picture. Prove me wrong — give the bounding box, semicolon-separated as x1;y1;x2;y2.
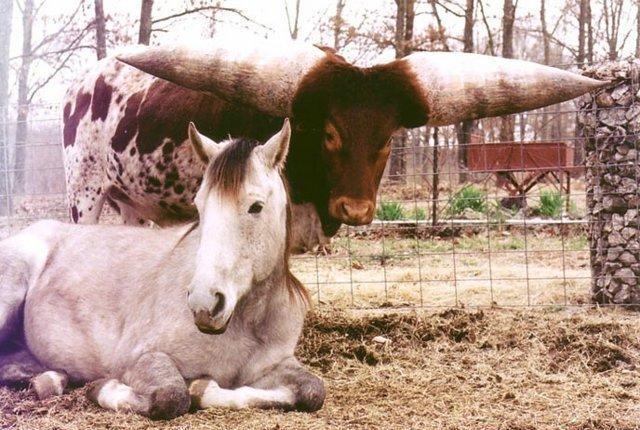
467;139;575;206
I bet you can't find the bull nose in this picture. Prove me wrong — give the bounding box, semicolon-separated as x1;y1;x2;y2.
332;197;374;225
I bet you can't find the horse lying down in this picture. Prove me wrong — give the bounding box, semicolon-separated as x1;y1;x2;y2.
0;119;325;419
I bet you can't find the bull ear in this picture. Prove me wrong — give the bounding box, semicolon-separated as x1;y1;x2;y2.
116;38;327;117
396;52;608;126
259;118;291;170
188;122;220;164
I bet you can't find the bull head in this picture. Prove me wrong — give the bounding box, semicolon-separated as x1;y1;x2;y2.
117;38;605;228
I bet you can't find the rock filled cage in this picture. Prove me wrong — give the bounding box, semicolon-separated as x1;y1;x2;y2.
580;59;640;305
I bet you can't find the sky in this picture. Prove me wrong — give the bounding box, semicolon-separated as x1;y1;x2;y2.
6;0;640;108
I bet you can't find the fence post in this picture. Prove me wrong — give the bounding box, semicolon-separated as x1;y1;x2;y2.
580;59;640;304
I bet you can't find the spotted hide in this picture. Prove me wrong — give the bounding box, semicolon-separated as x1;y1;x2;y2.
63;59;327;251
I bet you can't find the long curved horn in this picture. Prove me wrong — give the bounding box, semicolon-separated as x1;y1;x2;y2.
116;38;327;117
401;52;607;126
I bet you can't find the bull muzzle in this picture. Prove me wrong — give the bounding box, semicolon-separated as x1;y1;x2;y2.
329;197;375;226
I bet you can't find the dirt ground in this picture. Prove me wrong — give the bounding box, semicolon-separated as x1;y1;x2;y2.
2;307;640;430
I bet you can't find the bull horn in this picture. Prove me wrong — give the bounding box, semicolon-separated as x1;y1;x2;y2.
401;52;608;126
116;38;327;117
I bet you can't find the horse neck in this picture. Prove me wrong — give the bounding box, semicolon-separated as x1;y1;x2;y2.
235;259;306;347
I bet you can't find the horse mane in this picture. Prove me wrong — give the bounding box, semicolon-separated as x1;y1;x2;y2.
283;179;311;307
205;137;259;198
203;138;310;306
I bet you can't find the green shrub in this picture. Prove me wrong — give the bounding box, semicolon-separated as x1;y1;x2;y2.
538;190;564;218
448;185;487;216
407;206;426;221
376;201;405;221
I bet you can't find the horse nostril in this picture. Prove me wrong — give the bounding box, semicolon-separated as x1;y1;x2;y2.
211;292;225;318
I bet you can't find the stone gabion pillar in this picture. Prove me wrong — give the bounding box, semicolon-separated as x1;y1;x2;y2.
579;59;640;304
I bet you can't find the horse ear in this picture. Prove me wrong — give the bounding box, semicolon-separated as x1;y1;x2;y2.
260;118;291;169
188;122;220;163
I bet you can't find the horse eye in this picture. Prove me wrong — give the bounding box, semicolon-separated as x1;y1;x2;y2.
248;202;263;214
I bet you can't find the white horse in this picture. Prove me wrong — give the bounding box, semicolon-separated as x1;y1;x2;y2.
0;119;325;419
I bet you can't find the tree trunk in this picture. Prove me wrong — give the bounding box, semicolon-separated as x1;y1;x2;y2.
94;0;107;59
138;0;154;45
394;0;406;59
586;0;593;63
389;0;415;183
499;0;515;144
0;0;12;214
14;0;34;196
574;0;591;167
539;0;550;141
431;127;439;226
458;0;475;182
636;0;640;58
577;0;588;67
333;0;345;51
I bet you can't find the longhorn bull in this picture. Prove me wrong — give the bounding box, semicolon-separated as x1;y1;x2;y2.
62;37;604;251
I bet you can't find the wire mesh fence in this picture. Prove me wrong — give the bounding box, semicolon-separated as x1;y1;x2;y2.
0;93;619;310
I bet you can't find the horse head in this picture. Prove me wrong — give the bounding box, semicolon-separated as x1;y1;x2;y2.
186;120;292;334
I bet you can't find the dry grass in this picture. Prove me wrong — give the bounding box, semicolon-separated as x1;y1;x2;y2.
292;231;591;309
2;307;640;430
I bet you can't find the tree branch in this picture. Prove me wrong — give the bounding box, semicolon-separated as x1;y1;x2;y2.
151;5;271;32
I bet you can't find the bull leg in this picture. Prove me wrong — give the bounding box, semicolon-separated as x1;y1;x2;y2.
67;187;107;224
111;200;148;226
189;357;324;412
87;352;189;419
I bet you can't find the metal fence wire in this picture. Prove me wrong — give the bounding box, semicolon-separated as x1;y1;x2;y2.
0;94;618;310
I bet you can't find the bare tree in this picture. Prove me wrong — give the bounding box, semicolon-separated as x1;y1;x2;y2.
14;0;35;194
333;0;345;50
285;0;301;40
540;0;550;64
0;0;12;213
477;0;495;55
499;0;516;144
457;0;475;181
94;0;106;59
636;0;640;57
150;3;268;40
601;0;632;61
389;0;416;181
428;0;451;51
139;0;154;45
578;0;589;66
14;0;93;193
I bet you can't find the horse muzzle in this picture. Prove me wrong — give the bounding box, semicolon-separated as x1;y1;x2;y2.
188;289;233;334
193;309;231;334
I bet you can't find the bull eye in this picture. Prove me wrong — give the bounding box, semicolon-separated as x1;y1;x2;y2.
248;201;263;214
324;132;341;152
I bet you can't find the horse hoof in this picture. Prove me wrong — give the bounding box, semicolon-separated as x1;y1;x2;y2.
149;386;191;420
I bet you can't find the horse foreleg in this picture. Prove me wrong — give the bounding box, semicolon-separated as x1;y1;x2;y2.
189;379;295;410
87;352;190;419
31;370;68;399
189;357;325;412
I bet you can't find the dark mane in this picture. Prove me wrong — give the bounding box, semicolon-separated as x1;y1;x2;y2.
203;138;310;305
205;137;260;197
